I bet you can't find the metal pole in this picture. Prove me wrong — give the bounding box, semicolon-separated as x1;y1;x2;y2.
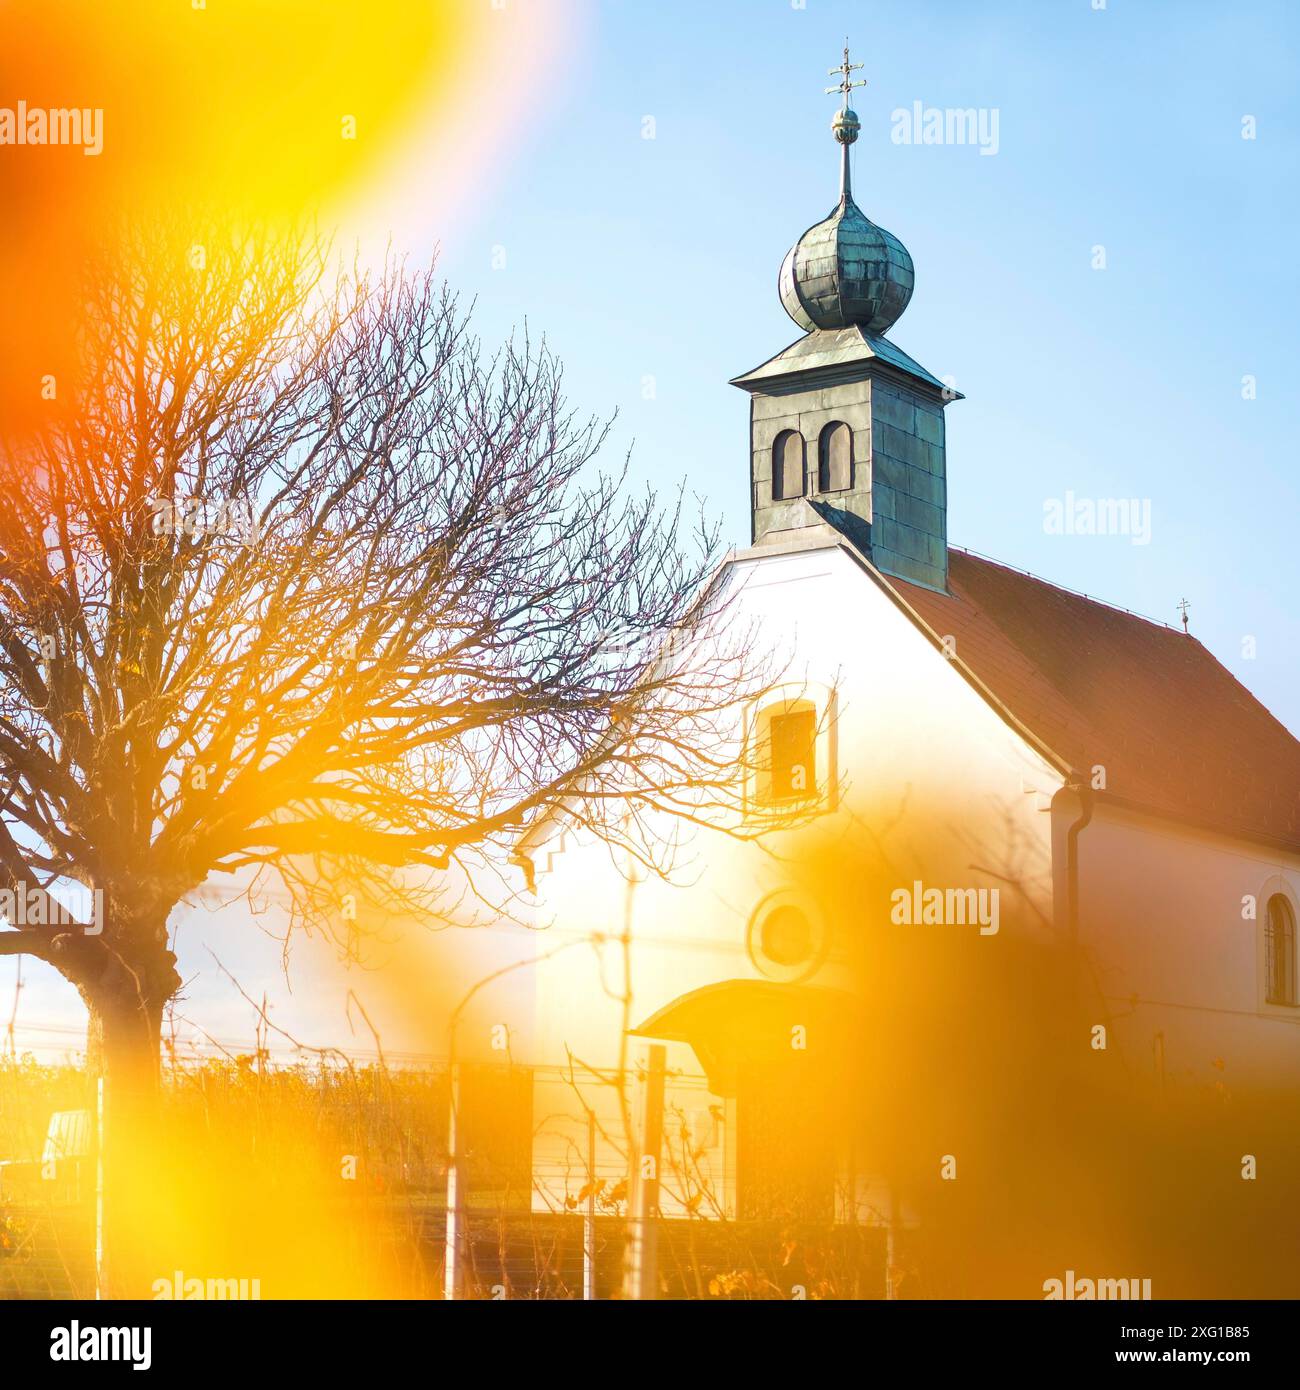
444;1061;462;1301
622;1043;665;1300
94;1075;105;1300
583;1109;597;1300
885;1180;901;1301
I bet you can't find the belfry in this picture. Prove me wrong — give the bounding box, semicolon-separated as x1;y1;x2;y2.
731;45;958;594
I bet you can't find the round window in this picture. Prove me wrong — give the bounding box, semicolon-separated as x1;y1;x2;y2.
746;893;828;982
760;906;813;966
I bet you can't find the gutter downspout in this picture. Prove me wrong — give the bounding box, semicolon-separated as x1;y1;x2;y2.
1065;778;1094;943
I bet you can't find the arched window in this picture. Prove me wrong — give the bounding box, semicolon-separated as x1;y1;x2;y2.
818;421;852;493
772;430;804;501
1265;894;1297;1006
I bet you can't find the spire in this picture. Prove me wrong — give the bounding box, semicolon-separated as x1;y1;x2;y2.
825;40;866;201
778;41;914;336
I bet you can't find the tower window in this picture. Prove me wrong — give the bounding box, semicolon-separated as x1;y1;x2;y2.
1265;894;1297;1006
772;430;804;501
818;421;852;493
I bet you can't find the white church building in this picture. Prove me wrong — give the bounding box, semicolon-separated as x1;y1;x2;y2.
496;65;1300;1299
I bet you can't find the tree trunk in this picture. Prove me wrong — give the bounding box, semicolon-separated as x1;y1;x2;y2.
85;987;167;1298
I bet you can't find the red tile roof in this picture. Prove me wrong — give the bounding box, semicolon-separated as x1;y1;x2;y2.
889;549;1300;855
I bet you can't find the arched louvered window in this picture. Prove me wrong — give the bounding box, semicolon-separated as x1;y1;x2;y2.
818;421;852;493
772;430;804;501
1265;894;1297;1006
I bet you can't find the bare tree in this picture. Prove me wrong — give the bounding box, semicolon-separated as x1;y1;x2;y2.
0;222;777;1289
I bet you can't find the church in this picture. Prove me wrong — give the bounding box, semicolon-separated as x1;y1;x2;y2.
494;57;1300;1299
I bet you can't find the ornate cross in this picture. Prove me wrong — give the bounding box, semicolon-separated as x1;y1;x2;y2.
826;41;867;107
1177;597;1190;634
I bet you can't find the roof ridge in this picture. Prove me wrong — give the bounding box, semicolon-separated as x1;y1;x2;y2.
949;545;1188;637
949;543;1300;748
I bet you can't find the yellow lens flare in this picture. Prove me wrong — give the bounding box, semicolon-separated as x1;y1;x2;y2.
0;0;571;436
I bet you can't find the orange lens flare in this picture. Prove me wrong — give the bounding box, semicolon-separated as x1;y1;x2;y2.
0;0;489;435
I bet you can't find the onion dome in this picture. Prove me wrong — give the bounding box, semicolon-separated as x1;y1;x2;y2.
778;60;915;336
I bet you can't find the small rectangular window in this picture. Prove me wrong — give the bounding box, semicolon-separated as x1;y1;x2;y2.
769;709;817;800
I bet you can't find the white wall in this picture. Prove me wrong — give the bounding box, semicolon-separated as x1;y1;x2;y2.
1063;799;1300;1088
524;539;1065;1212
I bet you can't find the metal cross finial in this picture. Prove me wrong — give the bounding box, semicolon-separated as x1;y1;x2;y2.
1177;597;1191;634
826;40;867;108
825;41;866;199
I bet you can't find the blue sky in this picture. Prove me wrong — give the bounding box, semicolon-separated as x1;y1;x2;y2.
10;0;1300;1058
433;0;1300;730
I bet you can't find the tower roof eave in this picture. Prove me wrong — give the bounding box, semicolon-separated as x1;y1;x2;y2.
729;324;960;400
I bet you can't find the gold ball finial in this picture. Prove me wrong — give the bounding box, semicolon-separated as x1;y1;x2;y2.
832;107;860;145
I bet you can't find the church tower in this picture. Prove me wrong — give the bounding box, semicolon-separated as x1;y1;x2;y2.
731;46;959;594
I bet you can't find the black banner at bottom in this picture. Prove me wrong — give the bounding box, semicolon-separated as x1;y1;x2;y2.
0;1297;1285;1374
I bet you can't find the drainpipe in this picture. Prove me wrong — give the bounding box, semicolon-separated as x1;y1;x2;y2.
1064;777;1094;942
